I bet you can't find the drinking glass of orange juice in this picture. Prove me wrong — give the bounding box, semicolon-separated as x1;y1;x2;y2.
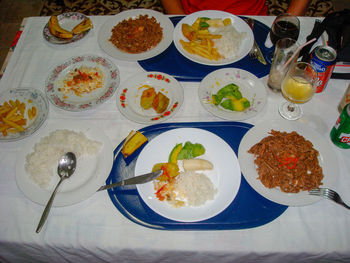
279;62;318;120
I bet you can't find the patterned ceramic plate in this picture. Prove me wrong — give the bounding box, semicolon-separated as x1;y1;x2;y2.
0;88;49;142
199;68;267;121
45;54;120;111
116;71;183;124
43;12;92;44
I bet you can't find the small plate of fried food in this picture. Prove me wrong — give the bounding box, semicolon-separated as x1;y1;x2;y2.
173;10;254;66
0;88;49;142
238;120;338;206
98;9;174;61
43;12;93;44
116;71;184;124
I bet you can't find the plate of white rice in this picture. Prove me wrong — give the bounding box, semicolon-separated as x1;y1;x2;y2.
173;10;254;66
15;120;113;206
135;128;241;222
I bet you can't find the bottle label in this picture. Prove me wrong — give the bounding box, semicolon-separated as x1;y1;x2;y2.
339;133;350;144
334;116;341;129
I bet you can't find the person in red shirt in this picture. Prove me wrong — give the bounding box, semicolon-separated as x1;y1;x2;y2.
161;0;311;16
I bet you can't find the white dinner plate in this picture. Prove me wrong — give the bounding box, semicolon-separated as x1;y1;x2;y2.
116;71;183;124
43;12;92;44
135;128;241;222
15;121;113;206
98;9;174;61
238;120;338;206
0;88;49;142
173;10;254;66
199;68;267;121
45;54;120;111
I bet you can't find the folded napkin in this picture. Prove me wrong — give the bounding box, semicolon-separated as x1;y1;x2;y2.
300;9;350;78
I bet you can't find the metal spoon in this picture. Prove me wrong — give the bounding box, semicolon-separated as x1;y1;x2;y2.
36;152;76;233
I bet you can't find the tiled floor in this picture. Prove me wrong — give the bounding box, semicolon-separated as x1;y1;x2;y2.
1;0;350;72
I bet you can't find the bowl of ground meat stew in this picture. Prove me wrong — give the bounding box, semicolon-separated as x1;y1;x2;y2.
238;120;338;206
98;9;174;61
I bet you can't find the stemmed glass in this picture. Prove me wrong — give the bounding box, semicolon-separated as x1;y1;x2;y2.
267;14;300;63
270;14;300;45
279;62;318;120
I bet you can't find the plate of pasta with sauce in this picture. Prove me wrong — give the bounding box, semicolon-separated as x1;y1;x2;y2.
238;119;338;206
98;9;174;61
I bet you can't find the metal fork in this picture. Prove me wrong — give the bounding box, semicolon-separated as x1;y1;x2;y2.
245;19;258;60
244;18;267;65
309;188;350;210
249;45;259;60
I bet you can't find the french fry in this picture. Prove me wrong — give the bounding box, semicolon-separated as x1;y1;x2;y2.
4;107;18;120
0;99;37;137
9;100;16;108
0;107;10;115
32;106;37;118
19;102;26;115
197;34;222;39
2;118;25;132
0;125;10;132
28;108;33;120
180;18;225;61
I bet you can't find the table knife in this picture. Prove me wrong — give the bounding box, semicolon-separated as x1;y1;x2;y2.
246;18;267;65
98;170;162;191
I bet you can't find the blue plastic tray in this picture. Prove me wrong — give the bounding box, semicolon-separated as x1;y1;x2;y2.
106;122;287;230
138;17;273;82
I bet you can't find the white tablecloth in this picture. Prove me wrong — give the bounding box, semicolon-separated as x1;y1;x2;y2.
0;15;349;263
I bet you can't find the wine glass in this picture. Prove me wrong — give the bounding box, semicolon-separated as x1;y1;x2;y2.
266;14;300;63
279;62;318;120
270;14;300;45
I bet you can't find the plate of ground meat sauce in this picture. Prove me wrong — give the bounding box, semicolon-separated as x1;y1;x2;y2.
238;120;338;206
98;9;174;61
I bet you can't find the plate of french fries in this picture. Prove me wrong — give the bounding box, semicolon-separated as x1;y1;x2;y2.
173;10;254;66
0;88;49;142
